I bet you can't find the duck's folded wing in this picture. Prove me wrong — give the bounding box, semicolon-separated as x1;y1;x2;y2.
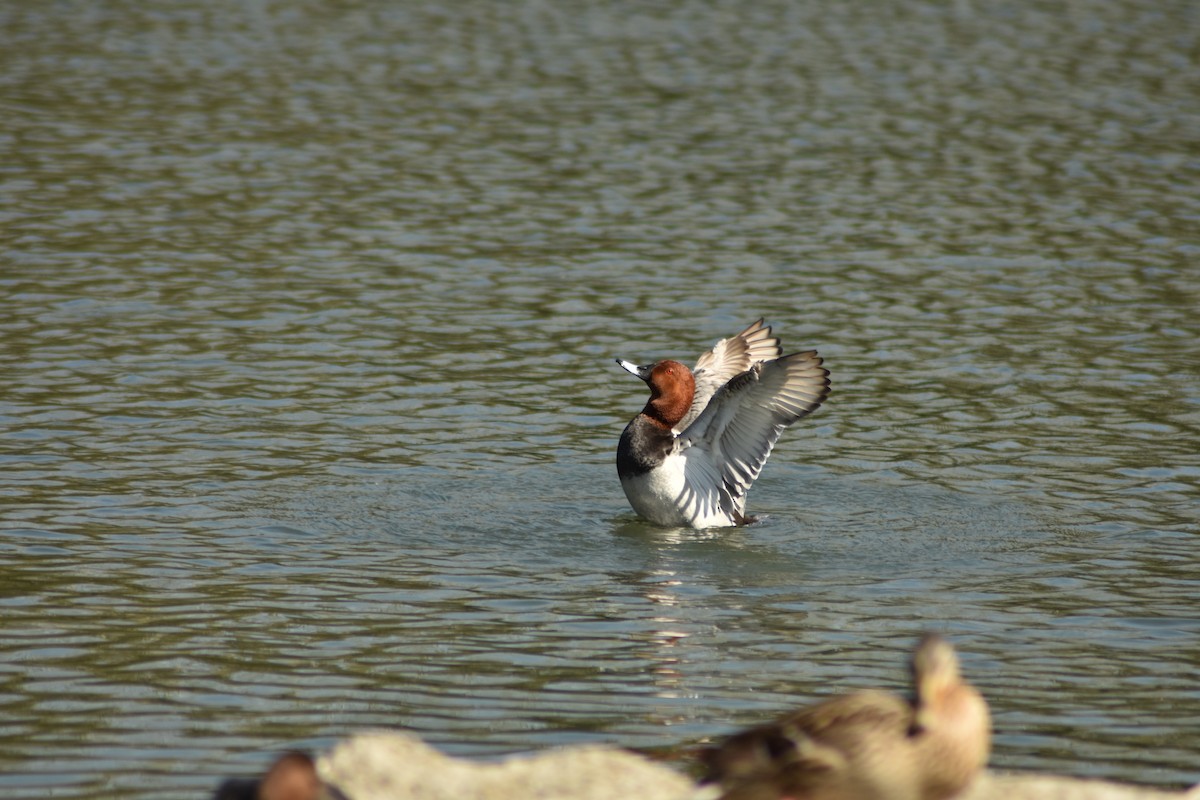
701;720;846;785
679;319;782;432
787;690;913;742
679;351;830;511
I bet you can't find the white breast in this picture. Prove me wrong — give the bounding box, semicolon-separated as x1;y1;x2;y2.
618;451;735;528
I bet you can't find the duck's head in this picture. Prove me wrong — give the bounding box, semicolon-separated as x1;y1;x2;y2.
909;634;990;752
616;358;695;428
912;634;962;700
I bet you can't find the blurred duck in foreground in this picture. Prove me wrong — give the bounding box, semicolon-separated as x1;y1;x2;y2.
701;634;990;800
212;751;322;800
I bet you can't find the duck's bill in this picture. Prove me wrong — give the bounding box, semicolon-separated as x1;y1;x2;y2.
615;359;652;380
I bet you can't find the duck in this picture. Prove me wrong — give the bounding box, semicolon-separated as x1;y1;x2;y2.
615;319;830;528
700;634;991;800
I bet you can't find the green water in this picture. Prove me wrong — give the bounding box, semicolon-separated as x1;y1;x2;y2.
2;1;1198;797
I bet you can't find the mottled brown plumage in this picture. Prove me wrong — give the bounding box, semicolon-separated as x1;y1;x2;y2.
702;635;990;800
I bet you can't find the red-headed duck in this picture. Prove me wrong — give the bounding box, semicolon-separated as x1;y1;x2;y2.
212;751;321;800
615;319;830;528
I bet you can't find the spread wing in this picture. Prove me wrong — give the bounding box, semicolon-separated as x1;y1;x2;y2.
678;319;783;432
676;351;830;518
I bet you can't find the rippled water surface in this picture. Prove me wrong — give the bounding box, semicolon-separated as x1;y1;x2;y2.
2;1;1198;797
